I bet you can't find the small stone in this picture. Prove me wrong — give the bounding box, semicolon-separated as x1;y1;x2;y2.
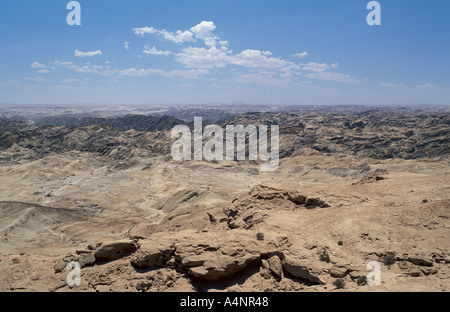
432;253;445;263
260;259;272;279
188;266;209;278
408;271;422;277
267;255;284;280
421;267;438;275
78;253;95;268
54;260;67;273
136;281;152;292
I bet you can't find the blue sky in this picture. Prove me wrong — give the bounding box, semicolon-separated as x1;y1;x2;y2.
0;0;449;105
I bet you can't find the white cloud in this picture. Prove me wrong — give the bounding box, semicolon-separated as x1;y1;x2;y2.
190;21;220;47
133;26;157;37
229;49;292;69
416;83;438;89
292;52;308;59
130;21;361;86
74;49;103;57
53;61;115;76
37;69;50;74
143;45;172;56
175;45;293;71
301;62;330;72
159;29;194;44
175;46;230;69
30;62;46;69
133;26;194;43
133;21;224;46
133;21;294;71
119;68;161;77
27;21;359;89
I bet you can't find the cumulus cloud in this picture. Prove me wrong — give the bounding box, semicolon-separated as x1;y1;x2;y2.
229;49;292;69
130;21;360;85
301;62;330;72
292;52;308;59
133;26;157;37
74;49;103;57
159;29;194;44
30;62;46;69
190;21;221;47
30;21;358;89
143;45;172;56
134;21;292;70
133;26;194;43
133;21;225;47
175;46;230;69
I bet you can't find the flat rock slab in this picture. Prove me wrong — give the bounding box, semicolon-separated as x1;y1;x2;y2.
93;240;137;262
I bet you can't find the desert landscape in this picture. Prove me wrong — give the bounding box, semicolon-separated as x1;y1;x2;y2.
0;104;448;292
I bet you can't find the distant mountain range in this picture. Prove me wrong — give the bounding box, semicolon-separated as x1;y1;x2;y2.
34;114;185;132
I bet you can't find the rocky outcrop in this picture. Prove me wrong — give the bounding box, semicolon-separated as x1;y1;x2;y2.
223;185;330;229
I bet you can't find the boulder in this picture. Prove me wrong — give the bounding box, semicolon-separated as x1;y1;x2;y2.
282;256;325;285
187;254;260;281
93;240;137;262
130;241;173;268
